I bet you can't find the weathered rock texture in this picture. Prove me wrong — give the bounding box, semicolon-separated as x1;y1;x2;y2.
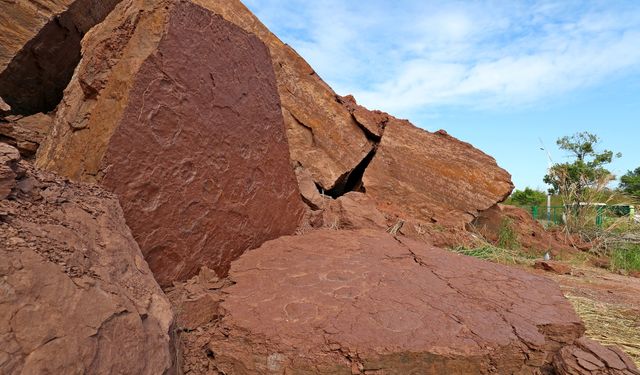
0;143;21;199
553;338;640;375
363;122;514;228
0;0;122;115
0;113;51;157
190;0;373;191
473;204;578;255
175;229;585;374
0;147;176;374
37;0;305;285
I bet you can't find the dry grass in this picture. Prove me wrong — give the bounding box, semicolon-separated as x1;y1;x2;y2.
566;294;640;366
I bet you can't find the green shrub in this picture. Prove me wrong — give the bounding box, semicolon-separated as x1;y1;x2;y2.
610;244;640;273
497;217;519;250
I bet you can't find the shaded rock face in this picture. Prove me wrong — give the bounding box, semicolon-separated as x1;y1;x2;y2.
0;147;176;374
175;229;585;374
0;0;122;115
553;338;640;375
37;0;305;285
191;0;373;192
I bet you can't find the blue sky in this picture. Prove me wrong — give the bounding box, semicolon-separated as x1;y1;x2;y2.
243;0;640;190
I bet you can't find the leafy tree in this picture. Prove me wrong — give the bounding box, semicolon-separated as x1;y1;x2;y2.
620;167;640;198
543;132;621;202
508;187;547;206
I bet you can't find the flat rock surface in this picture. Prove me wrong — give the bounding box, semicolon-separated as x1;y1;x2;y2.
179;229;585;374
363;121;514;228
37;0;304;285
0;154;175;374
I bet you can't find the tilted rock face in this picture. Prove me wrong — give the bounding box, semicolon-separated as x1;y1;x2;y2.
175;229;585;374
0;0;122;114
363;119;514;228
37;0;305;285
190;0;373;191
0;148;176;374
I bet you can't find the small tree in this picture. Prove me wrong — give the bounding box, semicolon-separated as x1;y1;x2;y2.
620;167;640;199
508;188;546;207
543;132;621;232
544;132;620;202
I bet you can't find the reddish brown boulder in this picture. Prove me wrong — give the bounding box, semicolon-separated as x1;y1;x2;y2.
338;94;387;139
554;338;640;375
535;260;573;275
362;120;514;228
37;0;305;285
320;192;388;230
1;113;51;157
0;155;176;374
175;229;585;374
473;204;578;255
0;0;122;115
190;0;373;191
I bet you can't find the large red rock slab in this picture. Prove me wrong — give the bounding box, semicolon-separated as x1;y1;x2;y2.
37;0;304;285
177;229;585;374
190;0;373;191
0;0;122;114
363;120;514;228
553;338;640;375
0;153;176;374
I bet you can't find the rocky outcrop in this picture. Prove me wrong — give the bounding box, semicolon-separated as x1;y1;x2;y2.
190;0;373;192
174;229;586;374
37;0;305;285
553;338;640;375
0;0;122;115
0;146;176;374
0;113;51;157
362;120;514;228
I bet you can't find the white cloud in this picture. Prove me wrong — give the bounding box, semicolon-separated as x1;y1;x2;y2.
244;1;640;115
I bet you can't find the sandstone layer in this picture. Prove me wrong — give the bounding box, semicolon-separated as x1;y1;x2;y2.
363;122;514;228
0;146;176;374
37;0;304;285
176;229;585;374
0;0;122;115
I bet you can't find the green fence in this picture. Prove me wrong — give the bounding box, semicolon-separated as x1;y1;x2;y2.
527;205;635;228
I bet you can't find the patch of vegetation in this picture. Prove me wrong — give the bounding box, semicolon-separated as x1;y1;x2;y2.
497;217;519;250
452;244;537;265
506;187;547;206
566;294;640;366
620;167;640;199
610;244;640;273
